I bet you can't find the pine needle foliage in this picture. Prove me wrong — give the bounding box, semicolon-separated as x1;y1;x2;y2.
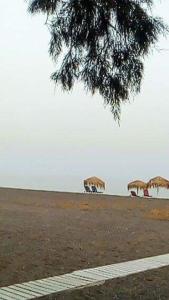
28;0;167;120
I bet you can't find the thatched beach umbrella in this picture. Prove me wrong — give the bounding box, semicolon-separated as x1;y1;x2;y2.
147;176;169;194
128;180;147;195
84;176;105;190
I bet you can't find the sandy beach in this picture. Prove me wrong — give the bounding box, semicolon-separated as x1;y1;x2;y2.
0;187;169;299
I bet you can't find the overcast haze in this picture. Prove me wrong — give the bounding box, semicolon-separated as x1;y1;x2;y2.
0;1;169;197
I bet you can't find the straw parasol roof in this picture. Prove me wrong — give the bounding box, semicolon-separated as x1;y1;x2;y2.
84;176;105;190
128;180;147;194
147;176;169;192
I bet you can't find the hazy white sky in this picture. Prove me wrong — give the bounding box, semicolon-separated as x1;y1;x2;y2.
0;0;169;197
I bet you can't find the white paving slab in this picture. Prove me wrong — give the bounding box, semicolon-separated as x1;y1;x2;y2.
0;253;169;300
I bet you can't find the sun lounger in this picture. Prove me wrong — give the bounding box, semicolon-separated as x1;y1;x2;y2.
91;186;98;193
84;185;92;193
143;189;152;198
91;186;103;193
130;191;139;197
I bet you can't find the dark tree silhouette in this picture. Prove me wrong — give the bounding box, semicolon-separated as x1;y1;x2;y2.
28;0;166;119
